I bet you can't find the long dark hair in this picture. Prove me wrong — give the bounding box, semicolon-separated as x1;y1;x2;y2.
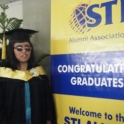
7;41;36;70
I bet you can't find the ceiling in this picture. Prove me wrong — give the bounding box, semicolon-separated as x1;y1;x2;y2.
0;0;21;5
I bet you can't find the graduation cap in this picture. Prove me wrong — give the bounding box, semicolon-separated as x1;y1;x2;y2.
4;28;38;42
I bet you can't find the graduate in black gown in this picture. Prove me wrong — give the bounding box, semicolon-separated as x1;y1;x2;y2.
0;29;56;124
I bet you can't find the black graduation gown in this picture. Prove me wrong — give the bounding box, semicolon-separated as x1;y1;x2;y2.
0;66;56;124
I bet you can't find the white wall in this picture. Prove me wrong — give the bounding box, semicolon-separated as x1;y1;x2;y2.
0;1;22;47
6;1;22;19
23;0;51;76
0;1;23;32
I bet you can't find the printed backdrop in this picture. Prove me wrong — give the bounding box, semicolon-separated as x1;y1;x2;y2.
51;0;124;123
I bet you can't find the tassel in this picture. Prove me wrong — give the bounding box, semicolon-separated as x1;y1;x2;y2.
1;36;6;60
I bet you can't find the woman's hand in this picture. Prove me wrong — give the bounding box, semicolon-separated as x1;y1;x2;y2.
46;120;51;124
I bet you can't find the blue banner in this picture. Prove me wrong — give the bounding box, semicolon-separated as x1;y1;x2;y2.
51;51;124;100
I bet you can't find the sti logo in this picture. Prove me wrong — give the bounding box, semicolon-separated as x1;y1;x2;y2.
69;0;124;34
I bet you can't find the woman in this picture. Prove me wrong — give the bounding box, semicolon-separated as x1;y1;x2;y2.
0;29;56;124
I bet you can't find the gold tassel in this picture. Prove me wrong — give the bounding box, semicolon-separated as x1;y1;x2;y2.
1;36;6;60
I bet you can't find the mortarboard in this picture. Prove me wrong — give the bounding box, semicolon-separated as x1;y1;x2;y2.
4;28;38;42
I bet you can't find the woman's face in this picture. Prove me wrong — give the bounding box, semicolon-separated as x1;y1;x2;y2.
13;42;32;63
